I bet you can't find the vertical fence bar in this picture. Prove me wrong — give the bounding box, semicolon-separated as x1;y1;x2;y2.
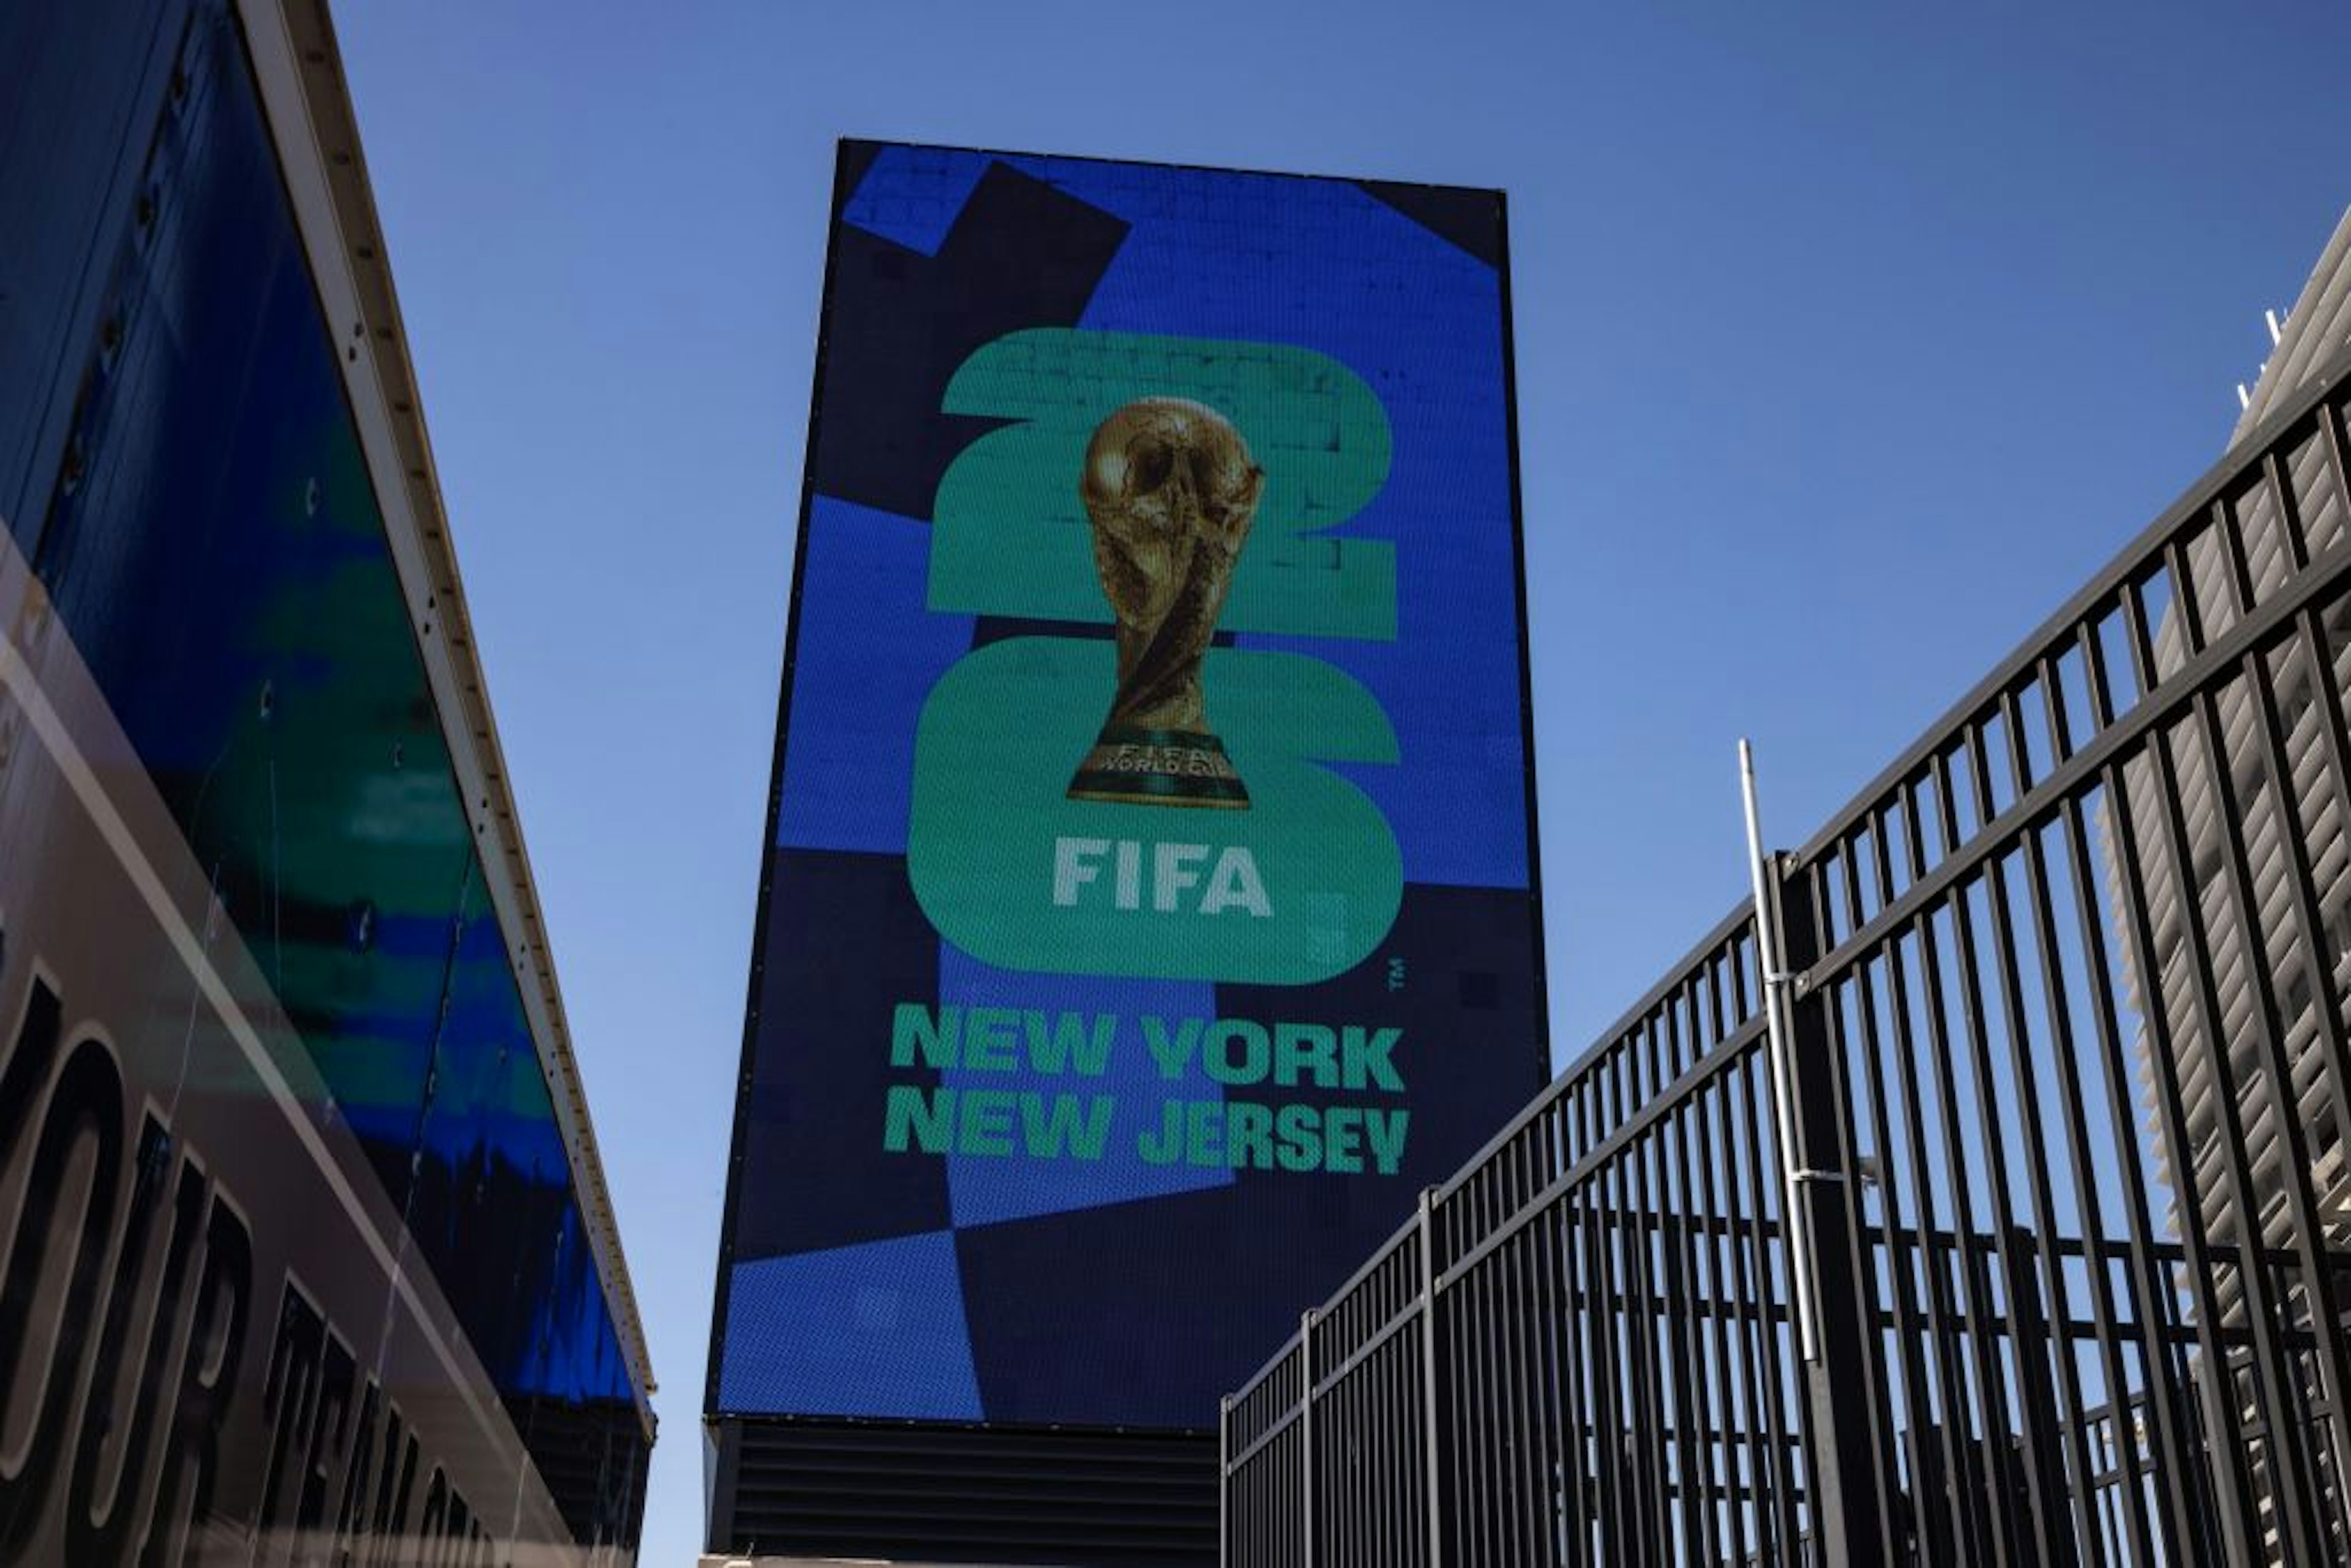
2237;648;2351;1480
2070;609;2211;1566
1529;1130;1569;1568
1747;742;1895;1564
1729;1049;1802;1562
1562;1186;1595;1566
2033;660;2161;1564
1985;689;2110;1567
2147;703;2329;1563
1773;857;1899;1564
1415;1188;1442;1568
2055;793;2203;1565
1948;724;2081;1567
2189;677;2351;1549
2101;749;2268;1568
1616;1078;1664;1562
2017;790;2154;1567
1299;1310;1317;1568
1660;993;1712;1561
1834;865;1946;1561
1501;1139;1538;1562
1218;1395;1232;1568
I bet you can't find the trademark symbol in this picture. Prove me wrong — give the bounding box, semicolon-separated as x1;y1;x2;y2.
1386;958;1405;992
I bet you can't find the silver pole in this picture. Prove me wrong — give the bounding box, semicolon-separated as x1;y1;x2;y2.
1218;1394;1231;1568
1741;739;1823;1365
1418;1187;1444;1568
1299;1308;1317;1568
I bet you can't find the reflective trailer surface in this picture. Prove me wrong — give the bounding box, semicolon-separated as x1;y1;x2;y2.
0;0;650;1559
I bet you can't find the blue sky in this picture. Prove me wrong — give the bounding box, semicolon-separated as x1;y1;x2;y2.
330;1;2351;1558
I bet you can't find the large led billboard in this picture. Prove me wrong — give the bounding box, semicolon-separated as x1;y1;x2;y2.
709;141;1545;1432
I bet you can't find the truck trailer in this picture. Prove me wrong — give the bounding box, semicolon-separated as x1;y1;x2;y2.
0;1;654;1560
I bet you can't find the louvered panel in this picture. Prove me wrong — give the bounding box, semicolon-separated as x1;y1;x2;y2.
711;1418;1217;1566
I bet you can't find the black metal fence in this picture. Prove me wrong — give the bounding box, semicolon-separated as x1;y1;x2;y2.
1222;351;2351;1566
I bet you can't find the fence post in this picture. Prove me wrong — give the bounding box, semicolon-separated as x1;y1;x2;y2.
1218;1394;1231;1568
1768;852;1892;1564
1418;1187;1444;1568
1298;1308;1318;1568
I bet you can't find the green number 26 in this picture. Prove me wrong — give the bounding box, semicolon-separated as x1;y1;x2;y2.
908;329;1404;985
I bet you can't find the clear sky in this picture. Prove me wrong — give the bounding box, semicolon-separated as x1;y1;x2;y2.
329;1;2351;1558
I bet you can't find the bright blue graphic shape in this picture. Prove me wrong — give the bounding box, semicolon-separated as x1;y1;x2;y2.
775;497;976;854
720;1232;983;1419
937;943;1229;1228
841;144;992;256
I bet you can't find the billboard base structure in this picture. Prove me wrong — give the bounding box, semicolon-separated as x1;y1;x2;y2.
703;1416;1215;1565
698;1559;1106;1567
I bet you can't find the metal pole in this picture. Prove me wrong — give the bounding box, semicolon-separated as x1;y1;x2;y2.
1299;1309;1317;1568
1739;738;1821;1365
1218;1394;1231;1568
1743;740;1892;1562
1418;1187;1444;1568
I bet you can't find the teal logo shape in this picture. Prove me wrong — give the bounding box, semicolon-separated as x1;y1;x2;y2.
929;329;1395;641
907;328;1405;983
908;639;1401;983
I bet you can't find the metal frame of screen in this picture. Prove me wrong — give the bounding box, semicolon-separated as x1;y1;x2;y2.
703;138;1547;1563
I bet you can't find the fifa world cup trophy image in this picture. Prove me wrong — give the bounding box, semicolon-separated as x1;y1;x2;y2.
1067;397;1265;808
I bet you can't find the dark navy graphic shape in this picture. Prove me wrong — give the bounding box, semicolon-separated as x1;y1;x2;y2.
954;1185;1252;1428
832;140;886;221
732;849;950;1260
719;1230;981;1420
945;883;1545;1431
812;158;1128;522
1354;180;1507;268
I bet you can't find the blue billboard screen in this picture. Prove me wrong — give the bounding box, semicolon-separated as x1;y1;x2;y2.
710;141;1546;1430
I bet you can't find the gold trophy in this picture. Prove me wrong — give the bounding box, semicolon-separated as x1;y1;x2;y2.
1067;397;1263;808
